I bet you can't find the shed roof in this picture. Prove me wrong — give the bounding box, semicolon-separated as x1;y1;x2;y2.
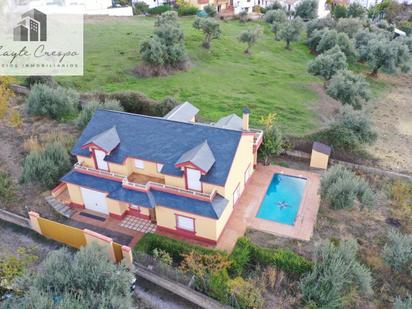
72;110;242;186
214;114;243;130
313;142;331;156
176;141;216;173
61;171;228;219
164;102;199;122
83;126;120;153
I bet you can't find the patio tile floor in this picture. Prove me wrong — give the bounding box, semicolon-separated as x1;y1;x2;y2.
119;216;157;233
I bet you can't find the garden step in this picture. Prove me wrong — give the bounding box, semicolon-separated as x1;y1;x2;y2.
45;196;75;219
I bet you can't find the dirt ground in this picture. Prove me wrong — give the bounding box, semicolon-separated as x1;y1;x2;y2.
248;173;412;309
366;72;412;174
0;95;79;218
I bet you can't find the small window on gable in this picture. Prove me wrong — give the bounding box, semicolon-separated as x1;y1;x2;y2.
135;159;144;169
157;163;164;173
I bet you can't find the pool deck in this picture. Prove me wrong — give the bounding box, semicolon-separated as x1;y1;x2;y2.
217;164;321;252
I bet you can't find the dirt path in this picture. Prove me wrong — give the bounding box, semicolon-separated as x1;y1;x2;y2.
366;72;412;174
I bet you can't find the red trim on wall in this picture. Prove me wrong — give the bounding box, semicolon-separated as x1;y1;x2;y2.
156;226;217;246
126;210;150;220
81;142;106;152
109;212;127;220
176;162;206;174
69;202;84;209
51;182;66;194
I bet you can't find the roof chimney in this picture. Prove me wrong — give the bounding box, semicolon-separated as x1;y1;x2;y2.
242;107;250;131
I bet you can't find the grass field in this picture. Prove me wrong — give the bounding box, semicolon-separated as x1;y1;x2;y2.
58;16;321;135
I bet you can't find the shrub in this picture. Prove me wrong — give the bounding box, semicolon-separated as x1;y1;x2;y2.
394;295;412;309
193;17;221;49
347;2;366;18
178;5;198;16
75;99;123;129
23;76;56;88
133;1;149;15
324;105;377;151
0;170;16;205
259;123;283;165
387;179;412;208
333;4;347;19
326;70;370;109
133;233;223;264
300;240;373;308
294;0;318;20
229;237;253;276
228;277;264;309
238;10;248;23
238;26;262;54
399;20;412;36
308;46;348;82
152;248;173;265
21;141;72;188
320;164;374;209
208;269;231;303
382;230;412;274
0;77;16;119
147;5;172;15
26;84;79;120
203;4;216;17
9;109;22;128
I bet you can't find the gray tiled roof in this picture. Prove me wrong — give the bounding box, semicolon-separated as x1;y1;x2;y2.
313;142;331;155
164;102;199;122
176;141;216;173
214;114;243;130
83;126;120;153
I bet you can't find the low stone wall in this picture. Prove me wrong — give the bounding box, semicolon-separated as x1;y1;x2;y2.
0;209;30;228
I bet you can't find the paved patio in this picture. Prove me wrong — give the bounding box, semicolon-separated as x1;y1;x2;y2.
217;164;321;252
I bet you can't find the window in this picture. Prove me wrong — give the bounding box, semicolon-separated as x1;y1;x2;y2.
130;204;140;211
244;164;252;184
157;163;164;173
233;183;240;205
134;159;144;169
176;215;195;232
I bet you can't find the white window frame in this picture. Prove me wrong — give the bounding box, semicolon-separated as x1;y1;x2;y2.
176;215;195;232
130;204;140;211
94;149;109;171
134;159;144;169
244;164;252;184
156;163;164;173
233;183;241;205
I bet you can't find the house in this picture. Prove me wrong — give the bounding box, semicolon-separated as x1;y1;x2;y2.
58;104;263;244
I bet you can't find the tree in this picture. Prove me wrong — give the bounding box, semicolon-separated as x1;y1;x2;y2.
354;29;377;61
193;17;221;49
326;70;370;109
75;99;123;129
320;164;374;209
269;10;288;39
324;105;377;151
259;122;283;166
333;4;347;19
264;9;286;24
238;26;262;54
4;244;135;308
204;4;217;17
308;46;347;83
294;0;318;20
278;17;304;49
306;28;328;52
306;16;335;37
300;240;373;308
365;37;411;76
316;29;357;62
336;17;363;38
139;11;188;76
347;2;366;18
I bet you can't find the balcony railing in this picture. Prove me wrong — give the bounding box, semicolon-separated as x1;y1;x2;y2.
251;129;263;149
73;162;215;201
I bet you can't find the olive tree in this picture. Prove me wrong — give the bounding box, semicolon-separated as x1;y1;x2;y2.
365;37;411;76
324;105;377;151
193;17;221;49
316;29;357;62
75;99;123;129
326;70;370;109
278;17;304;49
347;2;366;18
308;46;347;83
294;0;318;20
267;10;287;38
3;244;135;309
238;26;262;54
336;17;363;38
204;4;216;17
306;16;335;37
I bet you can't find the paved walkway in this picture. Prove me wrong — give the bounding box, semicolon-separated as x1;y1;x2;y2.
217;164;321;252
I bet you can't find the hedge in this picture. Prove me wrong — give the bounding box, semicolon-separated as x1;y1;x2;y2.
148;5;172;15
133;233;225;264
230;237;312;276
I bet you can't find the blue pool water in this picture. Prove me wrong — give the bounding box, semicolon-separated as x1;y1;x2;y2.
256;173;307;225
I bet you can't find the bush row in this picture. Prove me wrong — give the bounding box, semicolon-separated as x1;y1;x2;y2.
229;237;313;276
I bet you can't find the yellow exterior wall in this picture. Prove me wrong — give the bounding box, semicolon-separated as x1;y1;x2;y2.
140;207;150;216
164;174;185;187
67;183;84;205
108;161;130;176
107;199;129;216
155;205;218;241
77;155;95;168
310;150;329;170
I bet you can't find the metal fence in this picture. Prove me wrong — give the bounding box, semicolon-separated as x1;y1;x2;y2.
134;251;194;287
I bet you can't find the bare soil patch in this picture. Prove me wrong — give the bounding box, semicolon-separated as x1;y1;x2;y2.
0;95;79;219
366;72;412;174
309;83;341;126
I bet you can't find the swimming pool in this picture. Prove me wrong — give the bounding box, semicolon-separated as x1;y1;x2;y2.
256;173;307;225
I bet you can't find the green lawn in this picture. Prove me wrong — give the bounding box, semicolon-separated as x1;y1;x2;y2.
58;16;321;135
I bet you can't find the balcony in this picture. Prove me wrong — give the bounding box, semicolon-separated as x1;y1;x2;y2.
74;162;216;201
251;129;263;151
